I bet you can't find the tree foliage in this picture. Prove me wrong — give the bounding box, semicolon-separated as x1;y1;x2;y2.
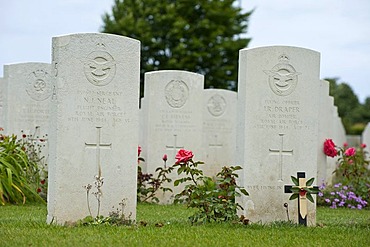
326;77;370;134
101;0;252;96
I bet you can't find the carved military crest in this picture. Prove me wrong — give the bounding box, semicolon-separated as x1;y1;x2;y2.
26;70;53;101
84;43;116;86
164;80;189;108
264;54;301;96
207;94;226;117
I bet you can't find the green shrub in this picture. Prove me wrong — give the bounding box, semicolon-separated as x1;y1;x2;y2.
0;132;44;205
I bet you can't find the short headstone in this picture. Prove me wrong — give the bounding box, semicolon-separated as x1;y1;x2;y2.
236;46;321;226
47;33;140;224
202;89;237;176
141;70;204;203
2;63;52;137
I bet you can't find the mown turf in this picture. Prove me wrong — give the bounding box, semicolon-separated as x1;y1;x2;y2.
0;204;369;247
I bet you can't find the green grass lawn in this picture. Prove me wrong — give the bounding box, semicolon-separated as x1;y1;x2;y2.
1;203;369;247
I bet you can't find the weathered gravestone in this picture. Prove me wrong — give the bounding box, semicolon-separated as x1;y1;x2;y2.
236;46;321;225
202;89;237;176
47;33;140;224
362;122;370;161
2;63;52;137
0;77;4;127
141;70;204;203
317;80;331;184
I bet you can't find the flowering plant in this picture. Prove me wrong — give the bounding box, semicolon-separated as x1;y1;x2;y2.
323;139;370;204
318;182;368;209
173;149;249;223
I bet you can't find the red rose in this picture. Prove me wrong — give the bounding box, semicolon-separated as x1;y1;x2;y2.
162;154;168;162
344;147;356;157
37;188;42;193
138;146;142;157
175;149;194;164
299;188;307;197
40;179;46;185
343;142;348;148
323;139;337;158
361;143;366;148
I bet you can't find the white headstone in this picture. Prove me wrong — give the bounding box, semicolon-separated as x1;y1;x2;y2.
325;96;337;185
0;77;4;128
47;33;140;224
2;63;52;137
362;122;370;161
317;80;331;184
236;46;321;226
141;70;204;203
202;89;237;176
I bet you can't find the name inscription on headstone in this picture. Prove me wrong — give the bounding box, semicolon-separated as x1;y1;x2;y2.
246;185;283;191
254;99;313;130
68;89;129;125
155;109;197;132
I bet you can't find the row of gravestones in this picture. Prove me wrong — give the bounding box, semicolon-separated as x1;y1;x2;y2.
0;33;348;226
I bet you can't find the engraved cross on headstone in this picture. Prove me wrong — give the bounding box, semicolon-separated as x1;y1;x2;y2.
166;134;184;158
85;127;112;175
209;134;223;149
269;133;293;181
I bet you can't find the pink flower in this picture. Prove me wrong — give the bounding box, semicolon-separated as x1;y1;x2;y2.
138;146;142;157
361;143;367;148
343;142;348;148
175;149;194;164
323;139;338;158
162;154;168;162
344;147;356;157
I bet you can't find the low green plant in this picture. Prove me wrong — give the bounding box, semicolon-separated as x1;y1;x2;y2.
0;129;44;205
172;149;248;223
137;152;173;203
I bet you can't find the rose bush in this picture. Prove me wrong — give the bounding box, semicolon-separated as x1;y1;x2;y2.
323;139;370;205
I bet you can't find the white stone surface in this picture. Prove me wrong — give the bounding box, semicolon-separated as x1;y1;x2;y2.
2;63;52;137
0;77;4;128
236;46;321;225
317;80;330;184
362;122;370;161
47;33;140;224
141;70;204;203
202;89;237;176
325;97;337;185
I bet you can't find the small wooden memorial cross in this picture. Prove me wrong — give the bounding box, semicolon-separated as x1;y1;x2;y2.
284;172;319;226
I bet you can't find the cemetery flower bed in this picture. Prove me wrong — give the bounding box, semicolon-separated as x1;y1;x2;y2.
322;139;370;206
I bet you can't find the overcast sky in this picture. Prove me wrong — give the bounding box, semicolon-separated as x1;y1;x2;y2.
1;0;369;102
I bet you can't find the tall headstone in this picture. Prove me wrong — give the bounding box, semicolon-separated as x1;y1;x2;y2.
141;70;204;203
362;122;370;161
2;63;52;137
236;46;321;226
202;89;237;176
0;77;4;128
317;80;330;184
48;33;140;224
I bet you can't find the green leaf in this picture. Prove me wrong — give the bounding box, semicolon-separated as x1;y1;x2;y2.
289;193;299;200
291;176;299;186
306;193;314;203
306;177;315;186
239;188;249;196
